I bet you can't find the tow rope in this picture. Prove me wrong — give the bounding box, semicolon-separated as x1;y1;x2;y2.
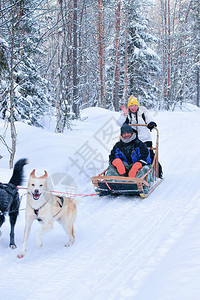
17;186;96;198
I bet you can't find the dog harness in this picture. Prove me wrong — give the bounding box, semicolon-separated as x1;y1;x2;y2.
33;196;64;222
33;202;47;222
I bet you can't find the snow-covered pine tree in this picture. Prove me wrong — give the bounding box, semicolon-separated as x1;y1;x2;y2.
149;0;199;110
0;38;9;119
126;0;160;108
106;0;160;110
187;0;200;107
167;0;199;110
0;0;51;127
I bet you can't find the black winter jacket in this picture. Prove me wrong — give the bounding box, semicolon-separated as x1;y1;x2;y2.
109;137;151;166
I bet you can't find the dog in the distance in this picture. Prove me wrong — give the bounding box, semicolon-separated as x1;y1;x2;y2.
17;169;77;258
0;158;28;248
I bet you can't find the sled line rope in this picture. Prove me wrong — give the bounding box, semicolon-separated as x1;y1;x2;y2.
0;207;26;215
17;186;96;198
103;180;115;194
50;190;96;197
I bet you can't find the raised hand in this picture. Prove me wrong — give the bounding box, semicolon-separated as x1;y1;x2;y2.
120;105;128;116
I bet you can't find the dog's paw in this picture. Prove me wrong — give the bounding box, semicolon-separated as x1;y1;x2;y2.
10;244;17;249
64;242;73;247
17;253;25;259
17;248;27;258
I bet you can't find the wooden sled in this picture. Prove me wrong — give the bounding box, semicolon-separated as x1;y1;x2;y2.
91;124;163;198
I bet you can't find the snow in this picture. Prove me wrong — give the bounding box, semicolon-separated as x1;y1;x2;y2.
0;105;200;300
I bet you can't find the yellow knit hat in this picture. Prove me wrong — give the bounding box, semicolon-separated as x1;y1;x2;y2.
128;95;139;107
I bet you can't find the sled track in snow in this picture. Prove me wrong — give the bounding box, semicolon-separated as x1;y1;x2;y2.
1;112;200;299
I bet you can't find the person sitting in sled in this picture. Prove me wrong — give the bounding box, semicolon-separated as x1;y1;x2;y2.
107;124;151;178
116;95;163;178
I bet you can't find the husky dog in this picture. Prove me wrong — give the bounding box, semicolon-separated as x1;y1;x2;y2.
17;169;77;258
0;159;28;248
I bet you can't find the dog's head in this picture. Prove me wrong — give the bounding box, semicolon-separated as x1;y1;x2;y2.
28;169;48;200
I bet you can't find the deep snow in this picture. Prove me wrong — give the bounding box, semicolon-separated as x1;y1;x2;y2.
0;104;200;300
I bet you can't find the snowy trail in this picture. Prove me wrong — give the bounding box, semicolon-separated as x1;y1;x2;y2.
0;110;200;300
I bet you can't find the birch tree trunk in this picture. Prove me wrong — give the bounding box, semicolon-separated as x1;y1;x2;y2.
123;5;128;104
197;55;200;107
98;0;106;108
72;0;79;117
195;1;200;107
167;0;171;104
113;1;121;111
55;22;62;133
160;0;170;109
9;3;17;168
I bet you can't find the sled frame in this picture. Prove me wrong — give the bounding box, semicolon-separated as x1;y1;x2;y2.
91;124;163;198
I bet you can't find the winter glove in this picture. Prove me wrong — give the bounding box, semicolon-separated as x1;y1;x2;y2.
128;162;142;178
147;121;157;131
112;158;126;175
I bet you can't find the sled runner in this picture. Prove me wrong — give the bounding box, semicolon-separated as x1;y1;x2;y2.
91;124;163;198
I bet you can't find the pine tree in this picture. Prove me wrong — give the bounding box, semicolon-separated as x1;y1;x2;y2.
0;0;51;126
0;38;9;119
188;0;200;107
149;0;200;110
126;0;160;108
106;0;160;109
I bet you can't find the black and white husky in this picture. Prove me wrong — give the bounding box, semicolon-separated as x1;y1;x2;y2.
0;159;28;248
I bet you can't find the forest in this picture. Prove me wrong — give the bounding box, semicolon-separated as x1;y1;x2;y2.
0;0;199;166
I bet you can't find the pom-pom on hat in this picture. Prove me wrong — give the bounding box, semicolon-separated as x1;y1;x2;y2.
128;95;139;107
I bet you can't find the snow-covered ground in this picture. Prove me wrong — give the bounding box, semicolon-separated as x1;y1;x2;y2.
0;104;200;300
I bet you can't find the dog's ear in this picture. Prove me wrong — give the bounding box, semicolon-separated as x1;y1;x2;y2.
40;170;48;179
30;169;36;178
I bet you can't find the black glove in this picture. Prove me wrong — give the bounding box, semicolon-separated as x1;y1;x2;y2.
147;121;157;131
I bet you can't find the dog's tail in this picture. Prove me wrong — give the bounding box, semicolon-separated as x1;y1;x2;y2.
9;158;28;187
